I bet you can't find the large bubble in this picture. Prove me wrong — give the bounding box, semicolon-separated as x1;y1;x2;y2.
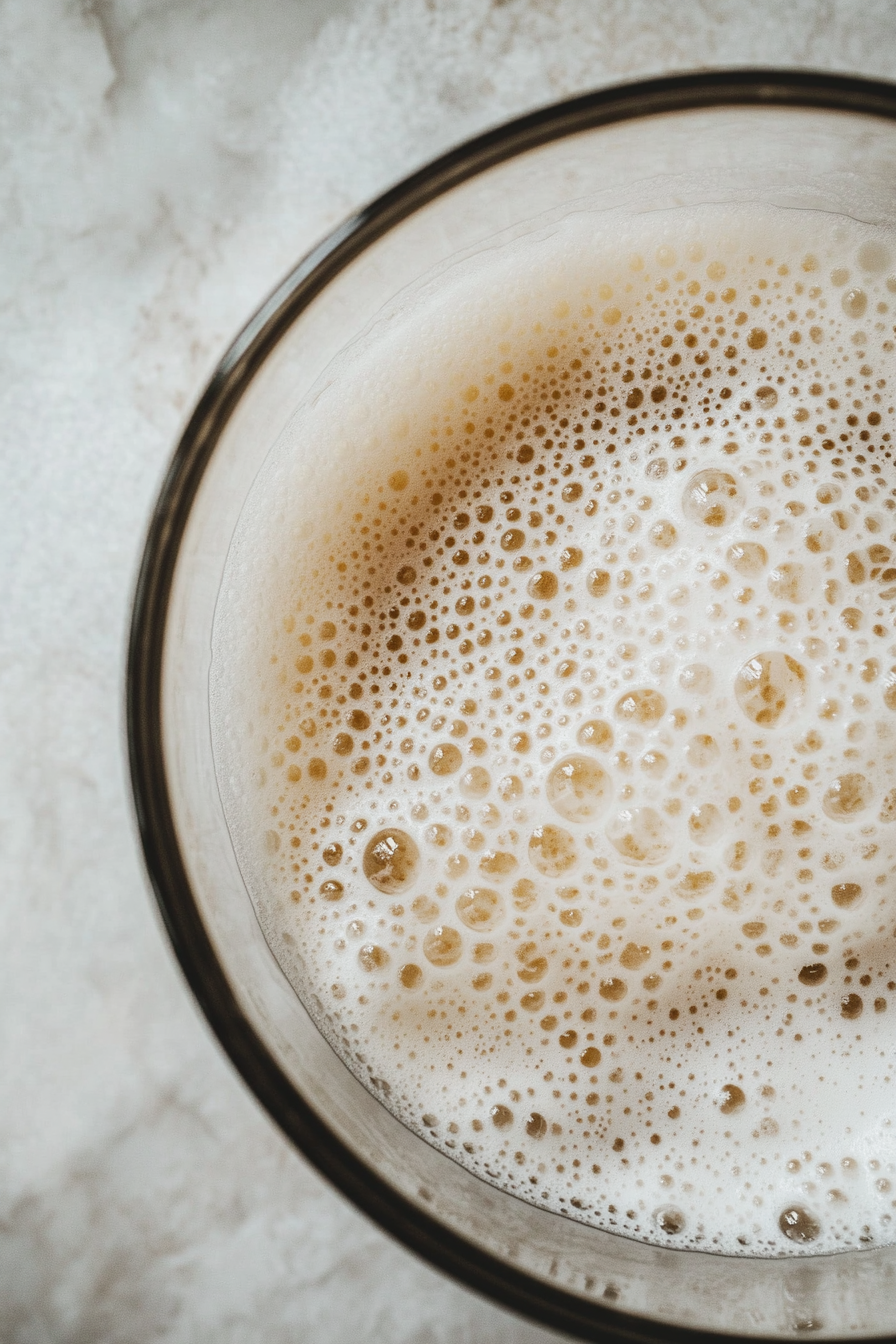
734;652;807;727
546;755;612;823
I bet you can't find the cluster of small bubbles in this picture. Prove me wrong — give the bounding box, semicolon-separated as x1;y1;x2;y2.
215;206;896;1258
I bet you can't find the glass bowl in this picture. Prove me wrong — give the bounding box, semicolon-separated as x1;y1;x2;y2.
128;70;896;1341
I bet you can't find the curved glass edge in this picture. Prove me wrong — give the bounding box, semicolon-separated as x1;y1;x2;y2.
127;69;896;1343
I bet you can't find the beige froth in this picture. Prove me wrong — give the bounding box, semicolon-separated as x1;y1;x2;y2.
212;204;896;1255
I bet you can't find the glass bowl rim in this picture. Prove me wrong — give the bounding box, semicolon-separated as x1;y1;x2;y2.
127;68;896;1344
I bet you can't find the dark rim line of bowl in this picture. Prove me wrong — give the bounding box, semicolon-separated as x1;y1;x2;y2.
127;69;896;1344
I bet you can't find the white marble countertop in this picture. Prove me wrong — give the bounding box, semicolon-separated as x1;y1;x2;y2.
4;2;896;1338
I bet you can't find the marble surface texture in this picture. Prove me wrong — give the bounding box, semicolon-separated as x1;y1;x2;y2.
4;1;896;1339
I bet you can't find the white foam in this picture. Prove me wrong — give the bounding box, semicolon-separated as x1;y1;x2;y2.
212;204;896;1254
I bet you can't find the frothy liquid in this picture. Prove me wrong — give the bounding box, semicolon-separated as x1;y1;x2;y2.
212;206;896;1255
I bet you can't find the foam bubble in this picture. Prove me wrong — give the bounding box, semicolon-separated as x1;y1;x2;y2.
546;755;612;822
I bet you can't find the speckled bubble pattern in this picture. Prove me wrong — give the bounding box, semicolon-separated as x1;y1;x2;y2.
212;206;896;1256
